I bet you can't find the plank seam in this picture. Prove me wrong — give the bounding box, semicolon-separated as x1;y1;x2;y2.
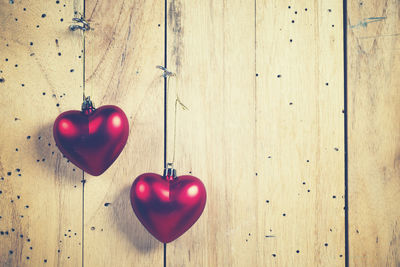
82;171;85;267
163;0;168;171
163;0;168;267
82;0;86;266
343;0;349;266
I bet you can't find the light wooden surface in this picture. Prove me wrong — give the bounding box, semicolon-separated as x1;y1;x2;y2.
348;1;400;266
1;0;399;266
166;1;257;266
166;0;344;266
255;1;345;265
0;0;83;266
83;0;164;266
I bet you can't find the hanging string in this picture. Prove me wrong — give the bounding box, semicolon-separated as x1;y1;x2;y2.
83;17;86;101
69;17;91;31
156;66;188;168
90;19;94;101
172;94;188;165
157;65;188;267
69;9;89;267
69;14;90;101
157;65;174;78
69;14;92;101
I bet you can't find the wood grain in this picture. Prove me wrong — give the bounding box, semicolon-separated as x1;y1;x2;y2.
83;0;164;266
256;1;345;266
256;0;345;266
166;1;257;265
0;0;84;266
348;1;400;266
2;0;399;266
166;0;344;266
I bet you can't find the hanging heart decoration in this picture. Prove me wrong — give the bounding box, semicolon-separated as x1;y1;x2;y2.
53;97;129;176
130;169;207;243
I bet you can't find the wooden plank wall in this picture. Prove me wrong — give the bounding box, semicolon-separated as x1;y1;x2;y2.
0;0;399;266
0;0;83;266
166;0;344;266
255;1;345;265
83;0;164;266
348;1;400;266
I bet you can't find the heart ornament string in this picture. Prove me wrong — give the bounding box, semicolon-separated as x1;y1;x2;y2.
129;66;207;252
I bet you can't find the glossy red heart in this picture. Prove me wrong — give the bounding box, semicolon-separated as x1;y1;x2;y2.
53;105;129;176
130;172;207;243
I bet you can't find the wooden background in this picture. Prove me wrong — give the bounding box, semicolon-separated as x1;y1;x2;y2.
0;0;398;266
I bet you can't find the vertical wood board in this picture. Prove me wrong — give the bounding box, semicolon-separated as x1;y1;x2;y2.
166;0;345;266
167;0;257;266
256;0;345;266
348;1;400;266
83;0;165;266
0;0;84;266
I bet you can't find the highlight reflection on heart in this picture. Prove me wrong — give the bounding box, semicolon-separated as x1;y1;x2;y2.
53;99;129;176
130;172;207;243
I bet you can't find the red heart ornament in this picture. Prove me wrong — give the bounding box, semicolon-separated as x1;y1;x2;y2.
130;172;207;243
53;100;129;176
